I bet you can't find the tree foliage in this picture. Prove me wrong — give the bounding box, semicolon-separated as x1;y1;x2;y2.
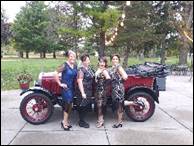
9;1;193;64
12;1;49;58
1;7;12;46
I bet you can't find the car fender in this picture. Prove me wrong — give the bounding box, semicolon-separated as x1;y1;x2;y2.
126;86;159;103
20;87;56;104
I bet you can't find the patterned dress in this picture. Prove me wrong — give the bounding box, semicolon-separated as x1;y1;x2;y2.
95;69;107;107
76;66;95;105
109;64;125;103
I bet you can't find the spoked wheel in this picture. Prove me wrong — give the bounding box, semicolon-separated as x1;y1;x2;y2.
125;92;155;122
20;92;54;125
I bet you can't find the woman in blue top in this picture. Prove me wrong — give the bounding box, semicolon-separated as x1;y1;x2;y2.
55;50;77;131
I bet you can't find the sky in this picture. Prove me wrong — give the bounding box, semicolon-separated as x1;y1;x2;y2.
1;1;58;23
1;1;26;23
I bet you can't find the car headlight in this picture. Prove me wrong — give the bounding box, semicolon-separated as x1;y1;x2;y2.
34;72;43;86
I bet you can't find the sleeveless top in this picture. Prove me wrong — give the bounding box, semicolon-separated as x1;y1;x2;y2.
95;69;106;95
61;62;77;90
109;64;123;86
109;64;125;102
61;62;77;103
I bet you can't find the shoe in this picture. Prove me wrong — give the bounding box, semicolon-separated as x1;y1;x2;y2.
61;122;70;131
79;120;90;128
112;123;123;128
96;120;104;128
67;121;72;128
68;125;72;128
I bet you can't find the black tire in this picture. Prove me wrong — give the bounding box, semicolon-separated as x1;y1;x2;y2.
20;92;54;125
125;91;155;122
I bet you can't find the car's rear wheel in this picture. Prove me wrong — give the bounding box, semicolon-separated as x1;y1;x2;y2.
125;92;155;122
20;92;54;125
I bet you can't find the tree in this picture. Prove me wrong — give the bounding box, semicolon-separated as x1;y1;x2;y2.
52;1;84;58
57;1;120;57
12;1;49;58
45;6;66;58
151;1;178;64
1;7;12;46
1;7;12;58
80;1;121;57
171;1;193;65
112;1;156;68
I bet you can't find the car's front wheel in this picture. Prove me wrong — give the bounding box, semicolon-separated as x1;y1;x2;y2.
20;92;54;125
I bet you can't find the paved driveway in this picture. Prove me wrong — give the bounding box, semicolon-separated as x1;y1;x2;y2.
1;75;193;145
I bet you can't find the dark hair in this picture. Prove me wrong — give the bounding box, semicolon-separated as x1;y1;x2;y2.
80;54;90;62
98;57;108;68
111;54;120;62
64;51;69;57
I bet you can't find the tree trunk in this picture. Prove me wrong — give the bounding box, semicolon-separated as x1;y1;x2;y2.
179;38;189;65
139;50;144;61
177;2;192;65
18;51;23;58
43;51;46;58
99;31;105;57
26;51;29;59
98;1;108;57
40;52;43;58
179;48;188;65
123;47;130;68
160;44;165;64
53;51;56;59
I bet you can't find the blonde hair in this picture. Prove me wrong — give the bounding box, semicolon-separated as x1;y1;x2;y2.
65;50;76;57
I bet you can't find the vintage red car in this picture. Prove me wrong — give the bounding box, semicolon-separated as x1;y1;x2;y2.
19;71;159;125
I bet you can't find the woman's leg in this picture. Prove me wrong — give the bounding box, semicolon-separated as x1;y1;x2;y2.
112;101;123;128
77;97;90;128
67;103;72;126
78;105;90;128
78;103;86;122
62;102;72;127
96;100;104;127
97;100;103;120
63;111;69;127
97;106;103;121
117;102;123;124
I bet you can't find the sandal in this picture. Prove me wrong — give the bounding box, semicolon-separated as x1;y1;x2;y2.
112;121;123;128
61;122;70;131
96;120;104;128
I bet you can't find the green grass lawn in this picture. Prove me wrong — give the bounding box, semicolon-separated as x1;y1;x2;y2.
127;56;179;65
1;58;65;90
1;56;189;90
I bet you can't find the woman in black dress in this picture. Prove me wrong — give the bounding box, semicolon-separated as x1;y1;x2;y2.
109;54;128;128
76;54;95;128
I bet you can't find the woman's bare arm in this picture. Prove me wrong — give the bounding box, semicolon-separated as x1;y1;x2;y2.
118;66;128;80
77;70;86;98
55;64;67;88
103;69;111;80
